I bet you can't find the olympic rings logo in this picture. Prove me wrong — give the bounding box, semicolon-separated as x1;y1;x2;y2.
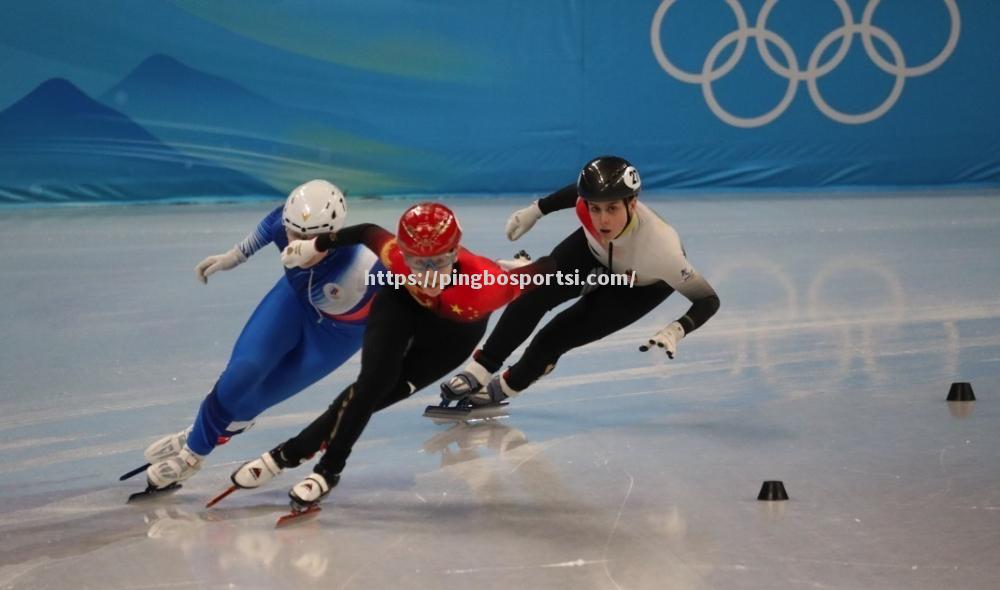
650;0;961;127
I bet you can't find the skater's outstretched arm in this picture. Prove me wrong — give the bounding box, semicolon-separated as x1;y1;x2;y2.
640;225;720;358
313;223;393;253
537;183;580;214
673;278;720;335
505;184;578;240
195;206;283;283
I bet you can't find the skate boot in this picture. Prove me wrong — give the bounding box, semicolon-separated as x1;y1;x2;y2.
440;359;492;401
143;427;192;463
143;421;250;465
147;447;204;489
206;444;301;508
230;446;288;489
289;471;339;511
273;471;338;526
468;372;519;407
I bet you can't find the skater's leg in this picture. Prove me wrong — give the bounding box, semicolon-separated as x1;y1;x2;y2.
504;281;673;391
306;315;486;486
475;229;595;372
276;381;356;465
277;288;415;473
147;281;312;488
187;279;305;456
309;303;488;478
225;380;363;493
374;316;489;411
226;321;365;422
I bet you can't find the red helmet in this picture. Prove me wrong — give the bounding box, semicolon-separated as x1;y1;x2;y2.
396;202;462;257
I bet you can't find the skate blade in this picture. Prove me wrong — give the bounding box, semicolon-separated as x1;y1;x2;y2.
423;403;509;424
119;463;152;482
275;504;321;528
205;484;239;509
127;482;182;503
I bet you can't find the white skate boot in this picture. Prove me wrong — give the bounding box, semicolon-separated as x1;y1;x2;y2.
231;450;284;489
274;472;338;526
146;447;203;489
289;472;338;510
206;445;297;509
143;427;192;463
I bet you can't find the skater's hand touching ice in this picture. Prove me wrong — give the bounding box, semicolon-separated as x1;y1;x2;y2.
195;248;247;284
640;321;685;358
505;202;543;241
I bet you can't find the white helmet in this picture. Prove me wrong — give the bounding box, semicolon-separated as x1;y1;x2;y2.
282;180;347;236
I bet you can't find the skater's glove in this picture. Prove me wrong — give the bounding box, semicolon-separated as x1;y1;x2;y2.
281;238;319;268
497;250;532;271
640;321;685;359
195;247;247;284
505;202;543;241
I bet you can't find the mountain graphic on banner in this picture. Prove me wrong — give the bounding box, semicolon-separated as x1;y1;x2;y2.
99;54;418;194
0;78;274;203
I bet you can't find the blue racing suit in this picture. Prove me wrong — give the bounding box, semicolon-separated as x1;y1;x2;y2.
187;206;382;455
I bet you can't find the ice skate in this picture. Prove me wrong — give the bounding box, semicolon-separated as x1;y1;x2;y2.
121;425;241;482
468;373;516;406
127;482;183;503
147;447;203;488
206;446;287;508
427;361;508;422
276;472;339;527
439;359;492;401
425;371;514;423
120;427;192;481
289;472;336;509
127;447;203;503
423;397;509;424
144;427;192;463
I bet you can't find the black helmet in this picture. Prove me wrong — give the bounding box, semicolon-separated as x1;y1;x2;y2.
577;155;641;203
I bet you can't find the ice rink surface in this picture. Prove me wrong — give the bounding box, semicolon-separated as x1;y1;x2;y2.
1;191;999;589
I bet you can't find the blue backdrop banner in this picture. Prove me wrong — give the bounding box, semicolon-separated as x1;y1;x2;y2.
1;0;997;203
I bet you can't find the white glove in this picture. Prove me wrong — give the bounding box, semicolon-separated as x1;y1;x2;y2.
640;321;686;359
281;238;320;268
194;247;246;284
496;250;532;271
505;202;544;241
